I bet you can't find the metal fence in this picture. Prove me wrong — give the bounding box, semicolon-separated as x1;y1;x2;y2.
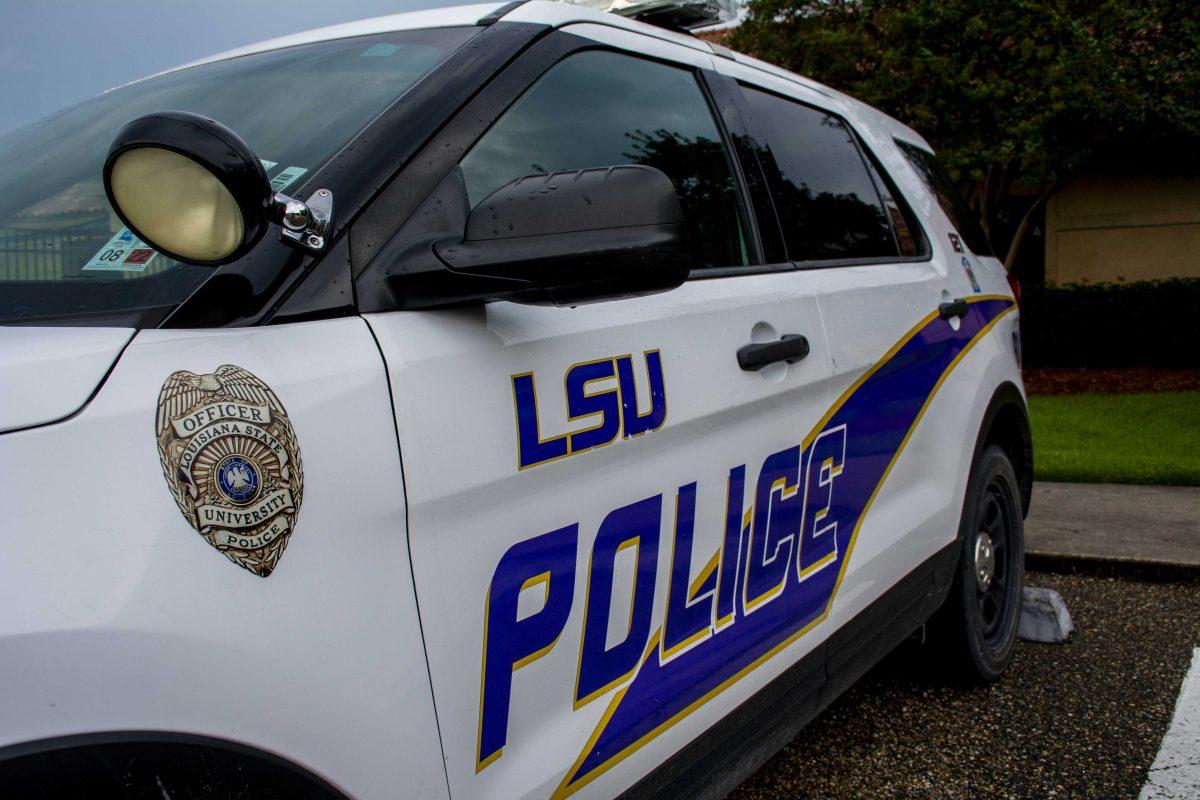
0;223;109;281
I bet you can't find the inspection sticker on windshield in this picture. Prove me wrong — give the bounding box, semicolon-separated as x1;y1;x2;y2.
269;166;308;192
82;227;157;272
361;43;401;57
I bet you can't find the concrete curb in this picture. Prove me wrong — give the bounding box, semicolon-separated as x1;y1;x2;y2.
1024;482;1199;581
1026;552;1200;583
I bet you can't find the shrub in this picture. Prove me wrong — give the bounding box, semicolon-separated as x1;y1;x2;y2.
1020;278;1200;368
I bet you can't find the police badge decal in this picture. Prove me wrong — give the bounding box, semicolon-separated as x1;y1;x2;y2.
156;365;304;577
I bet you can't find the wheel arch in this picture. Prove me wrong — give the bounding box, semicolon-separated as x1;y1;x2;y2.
973;381;1033;518
0;731;353;799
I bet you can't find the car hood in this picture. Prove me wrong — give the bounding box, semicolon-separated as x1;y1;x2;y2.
0;327;134;433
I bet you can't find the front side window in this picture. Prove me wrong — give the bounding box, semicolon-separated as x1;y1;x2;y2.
460;50;752;270
0;26;477;324
741;86;898;262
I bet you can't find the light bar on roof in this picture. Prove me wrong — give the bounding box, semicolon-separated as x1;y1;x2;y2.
560;0;737;30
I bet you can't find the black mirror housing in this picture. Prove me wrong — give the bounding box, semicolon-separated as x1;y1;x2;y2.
103;110;334;267
434;165;689;306
103;111;273;265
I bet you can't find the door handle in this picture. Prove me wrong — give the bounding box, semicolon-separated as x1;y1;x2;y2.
938;298;969;320
737;334;810;371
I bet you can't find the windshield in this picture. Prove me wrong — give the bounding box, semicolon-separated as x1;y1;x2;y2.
0;26;477;325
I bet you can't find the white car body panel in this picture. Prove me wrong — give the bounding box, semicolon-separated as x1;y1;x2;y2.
557;22;715;69
0;326;133;433
505;0;717;55
0;319;448;800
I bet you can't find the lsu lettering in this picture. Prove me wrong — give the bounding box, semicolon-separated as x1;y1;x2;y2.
480;297;1016;792
512;350;666;470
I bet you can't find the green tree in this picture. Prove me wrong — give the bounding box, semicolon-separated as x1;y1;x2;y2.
728;0;1200;275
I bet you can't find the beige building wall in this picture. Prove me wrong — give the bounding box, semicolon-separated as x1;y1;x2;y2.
1045;173;1200;284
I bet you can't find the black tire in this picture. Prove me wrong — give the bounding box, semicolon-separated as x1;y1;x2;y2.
935;443;1025;683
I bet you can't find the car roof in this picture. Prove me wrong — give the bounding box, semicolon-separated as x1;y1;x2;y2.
162;0;931;151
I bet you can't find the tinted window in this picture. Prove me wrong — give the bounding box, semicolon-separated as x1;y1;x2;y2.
741;86;897;262
862;155;925;258
460;50;751;269
896;140;994;256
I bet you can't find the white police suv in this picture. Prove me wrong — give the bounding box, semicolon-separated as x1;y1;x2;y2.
0;1;1031;797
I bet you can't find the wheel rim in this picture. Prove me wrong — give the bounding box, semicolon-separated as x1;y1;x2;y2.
973;531;995;592
974;479;1015;641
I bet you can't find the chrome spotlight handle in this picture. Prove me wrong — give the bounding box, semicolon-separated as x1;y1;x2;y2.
273;188;333;252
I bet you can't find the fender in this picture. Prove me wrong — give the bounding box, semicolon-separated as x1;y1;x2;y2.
971;381;1033;517
0;318;449;800
0;732;352;799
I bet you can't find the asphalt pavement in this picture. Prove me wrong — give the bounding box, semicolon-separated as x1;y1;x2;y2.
730;482;1200;799
731;570;1200;800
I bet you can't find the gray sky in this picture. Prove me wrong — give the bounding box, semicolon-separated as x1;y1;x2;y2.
0;0;471;136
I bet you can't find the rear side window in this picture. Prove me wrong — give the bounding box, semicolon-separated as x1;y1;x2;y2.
740;86;897;262
896;141;994;256
460;50;752;269
863;156;925;258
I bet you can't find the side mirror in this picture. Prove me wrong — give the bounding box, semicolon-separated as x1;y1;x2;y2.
434;165;689;305
102;111;332;266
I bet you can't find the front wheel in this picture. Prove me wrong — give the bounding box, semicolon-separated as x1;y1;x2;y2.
936;444;1025;683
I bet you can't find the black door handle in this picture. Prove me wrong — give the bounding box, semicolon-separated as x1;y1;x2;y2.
737;334;810;371
939;298;969;320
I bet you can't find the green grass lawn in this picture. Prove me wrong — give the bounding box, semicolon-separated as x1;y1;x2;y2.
1029;392;1200;486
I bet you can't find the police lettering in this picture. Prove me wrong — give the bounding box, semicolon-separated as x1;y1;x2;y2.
171;401;269;438
195;489;295;532
476;428;849;768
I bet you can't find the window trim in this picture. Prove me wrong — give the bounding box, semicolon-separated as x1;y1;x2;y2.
848;128;932;261
695;70;786;270
692;69;763;268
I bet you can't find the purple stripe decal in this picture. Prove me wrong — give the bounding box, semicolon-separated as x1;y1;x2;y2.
556;297;1015;796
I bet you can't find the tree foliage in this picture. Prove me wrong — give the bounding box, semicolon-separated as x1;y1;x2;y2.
728;0;1200;274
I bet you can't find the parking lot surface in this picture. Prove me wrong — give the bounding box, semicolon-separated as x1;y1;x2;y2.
730;571;1200;800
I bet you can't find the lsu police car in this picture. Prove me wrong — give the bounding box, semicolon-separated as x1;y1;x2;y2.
0;1;1032;797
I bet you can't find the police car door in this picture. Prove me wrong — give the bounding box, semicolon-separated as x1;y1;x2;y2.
718;60;1014;661
364;28;835;800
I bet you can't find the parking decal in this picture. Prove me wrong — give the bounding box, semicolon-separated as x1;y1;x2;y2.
961;255;983;293
948;232;982;292
82;227;158;272
268;165;308;193
477;297;1015;789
